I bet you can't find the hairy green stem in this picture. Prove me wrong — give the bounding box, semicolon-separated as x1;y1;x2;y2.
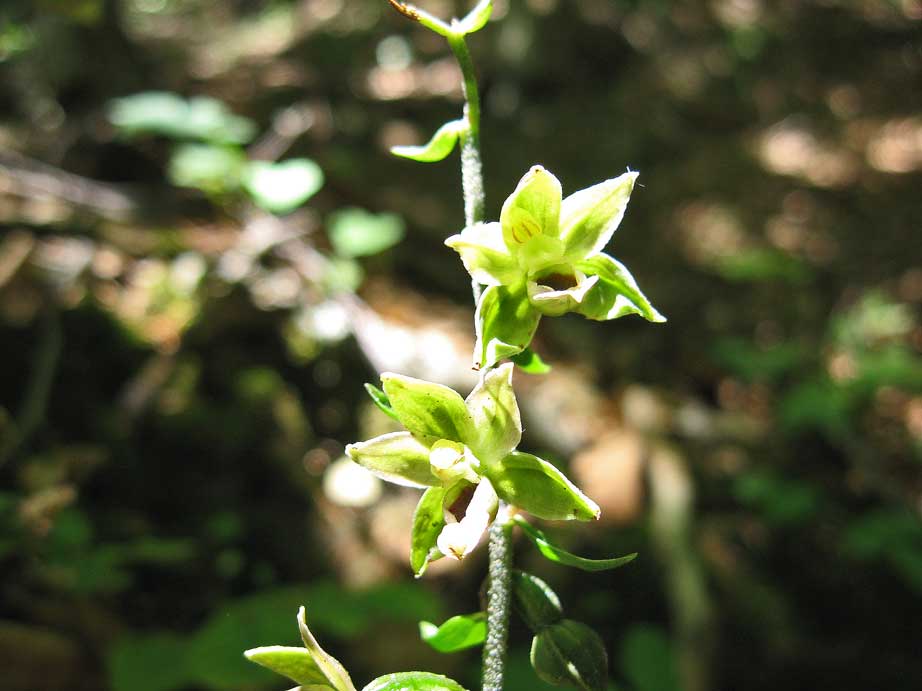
482;504;513;691
447;30;485;304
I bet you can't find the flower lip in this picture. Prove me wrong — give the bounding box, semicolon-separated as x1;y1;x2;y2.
535;272;578;292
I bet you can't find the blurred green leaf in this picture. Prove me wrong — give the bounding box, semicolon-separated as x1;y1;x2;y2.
733;472;821;526
419;612;486;652
108;92;256;144
715;249;809;284
168;144;247;195
328;208;405;258
108;633;192;691
243;159;324;214
710;338;806;383
843;509;922;592
619;625;678;691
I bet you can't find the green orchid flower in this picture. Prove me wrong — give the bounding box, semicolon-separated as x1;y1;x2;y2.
346;363;599;576
445;165;665;369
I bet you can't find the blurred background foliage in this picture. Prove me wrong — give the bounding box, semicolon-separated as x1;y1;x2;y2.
0;0;920;689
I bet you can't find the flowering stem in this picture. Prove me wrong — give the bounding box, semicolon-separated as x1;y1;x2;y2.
482;503;513;691
447;29;485;303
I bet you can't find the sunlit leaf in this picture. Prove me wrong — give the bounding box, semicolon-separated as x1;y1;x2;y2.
108;92;256;144
362;672;468;691
487;453;599;521
391;119;466;163
167;144;246;195
513;516;637;571
243;159;324;214
328;208;406;258
419;612;486;652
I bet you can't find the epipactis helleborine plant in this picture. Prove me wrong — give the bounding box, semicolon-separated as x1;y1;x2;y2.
446;166;666;369
346;363;598;575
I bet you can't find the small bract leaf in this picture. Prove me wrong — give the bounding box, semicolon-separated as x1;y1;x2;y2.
391;119;466;162
243;159;324;214
487;452;600;521
576;253;665;323
465;363;522;465
364;383;400;422
530;620;608;691
419;612;487;652
243;646;333;687
328;208;406;258
511;348;551;374
513;516;637;572
511;570;564;631
457;0;492;35
474;284;541;370
362;671;469;691
346;432;440;488
382;373;473;443
560;171;637;260
296;607;358;691
411;486;451;576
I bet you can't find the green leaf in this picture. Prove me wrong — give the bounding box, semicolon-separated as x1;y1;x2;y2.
560;171;636;260
419;612;487;652
168;144;247;195
511;348;551;374
411;486;450;576
501;166;563;245
486;452;600;522
619;625;679;691
346;432;439;488
295;607;358;691
364;383;400;422
108;633;192;691
108;92;256;144
513;516;637;572
381;373;473;443
531;620;608;691
576;253;665;323
474;284;541;370
457;0;493;34
243;159;324;214
362;672;469;691
391;119;466;163
328;208;406;258
464;363;522;465
445;222;520;287
244;646;334;687
511;570;564;631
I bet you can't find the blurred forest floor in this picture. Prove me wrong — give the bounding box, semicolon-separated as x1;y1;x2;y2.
1;1;921;690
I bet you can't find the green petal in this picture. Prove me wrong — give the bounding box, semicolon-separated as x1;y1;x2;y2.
501;166;563;250
560;171;637;260
381;373;474;443
445;222;520;286
391;119;466;163
464;363;522;465
346;432;439;487
575;253;666;322
485;451;600;521
474;284;541;370
527;274;599;317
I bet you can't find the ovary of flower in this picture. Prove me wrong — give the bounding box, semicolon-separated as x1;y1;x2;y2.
437;479;498;560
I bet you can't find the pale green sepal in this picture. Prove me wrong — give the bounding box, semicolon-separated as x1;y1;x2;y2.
513;515;637;572
410;486;448;576
474;284;541;370
391;119;466;163
560;171;637;260
530;620;608;691
527;274;599;317
575;253;665;323
445;222;519;286
346;432;439;488
464;363;522;465
419;612;487;652
362;672;469;691
381;373;474;443
486;451;600;521
457;0;492;35
501;166;563;249
297;607;358;691
243;646;334;688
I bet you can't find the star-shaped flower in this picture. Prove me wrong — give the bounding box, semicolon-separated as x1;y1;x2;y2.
346;364;599;575
446;166;665;369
